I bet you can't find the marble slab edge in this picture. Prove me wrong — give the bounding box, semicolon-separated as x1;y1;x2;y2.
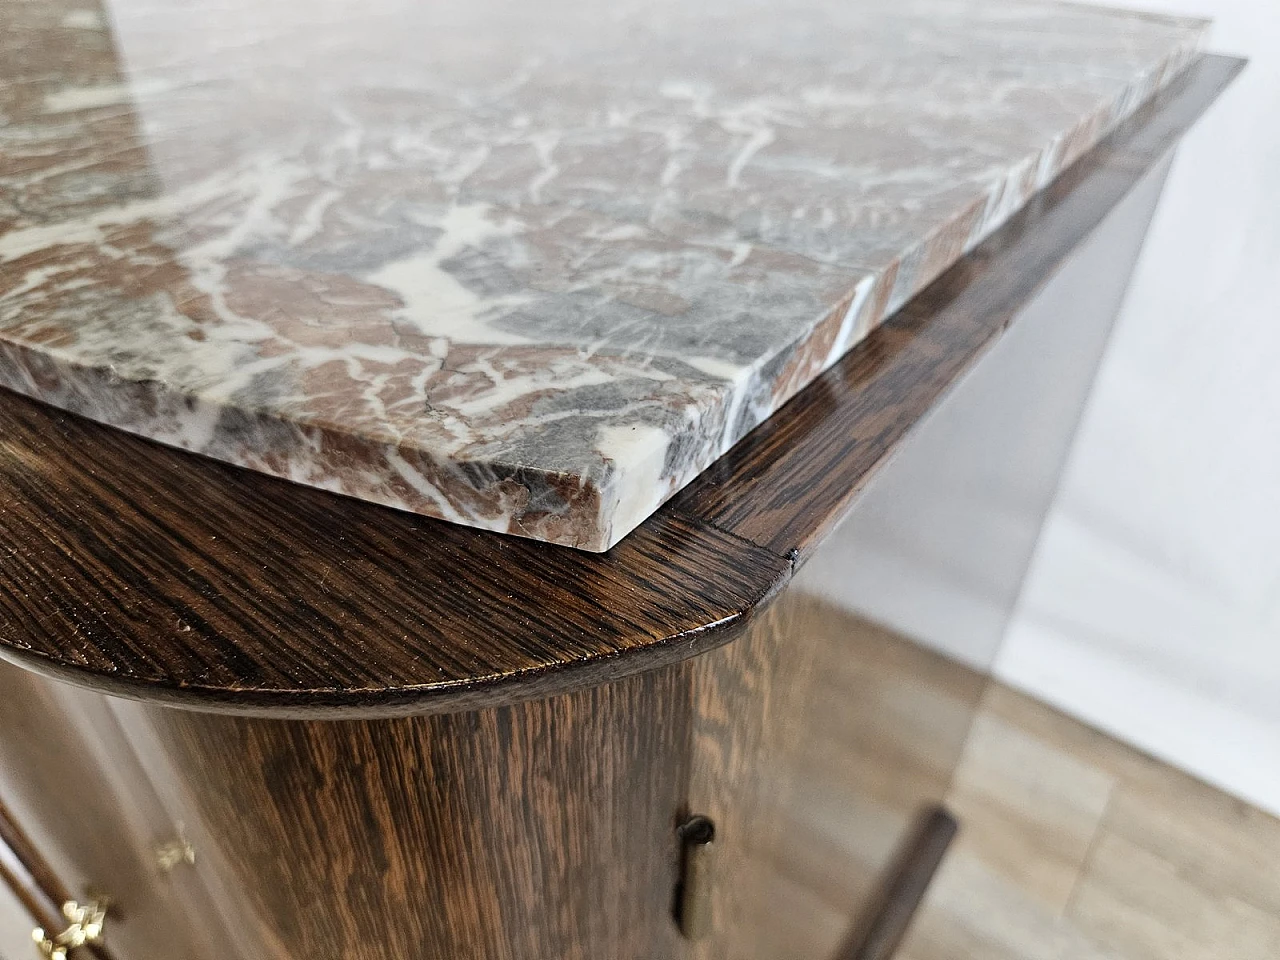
0;11;1208;551
0;54;1243;718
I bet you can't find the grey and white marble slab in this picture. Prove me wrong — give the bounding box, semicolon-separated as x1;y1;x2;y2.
0;0;1205;549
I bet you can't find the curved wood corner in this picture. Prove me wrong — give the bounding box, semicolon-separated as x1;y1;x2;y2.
0;55;1245;716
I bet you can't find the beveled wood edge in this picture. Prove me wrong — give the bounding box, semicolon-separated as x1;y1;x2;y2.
0;381;789;716
0;579;782;719
0;55;1243;717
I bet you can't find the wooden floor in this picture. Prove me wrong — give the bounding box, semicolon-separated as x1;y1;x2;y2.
902;681;1280;960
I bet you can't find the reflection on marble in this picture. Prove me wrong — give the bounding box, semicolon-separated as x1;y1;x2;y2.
0;0;1205;549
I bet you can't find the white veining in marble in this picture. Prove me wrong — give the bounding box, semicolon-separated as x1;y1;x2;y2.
0;0;1206;549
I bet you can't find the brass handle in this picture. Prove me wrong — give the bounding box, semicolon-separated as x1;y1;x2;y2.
32;899;108;960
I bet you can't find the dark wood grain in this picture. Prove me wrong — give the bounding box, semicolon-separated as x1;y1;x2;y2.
89;560;986;960
0;55;1242;715
0;403;785;714
107;664;693;960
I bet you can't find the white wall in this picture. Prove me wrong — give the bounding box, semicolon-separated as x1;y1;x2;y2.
998;1;1280;816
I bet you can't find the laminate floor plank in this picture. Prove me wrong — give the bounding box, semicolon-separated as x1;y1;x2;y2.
880;660;1280;960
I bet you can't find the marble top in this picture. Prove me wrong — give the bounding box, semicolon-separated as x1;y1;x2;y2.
0;0;1205;551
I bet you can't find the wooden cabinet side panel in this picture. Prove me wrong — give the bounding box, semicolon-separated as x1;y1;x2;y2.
108;667;692;960
82;560;987;960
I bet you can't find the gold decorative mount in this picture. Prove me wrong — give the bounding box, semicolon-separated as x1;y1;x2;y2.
155;833;196;872
32;899;108;960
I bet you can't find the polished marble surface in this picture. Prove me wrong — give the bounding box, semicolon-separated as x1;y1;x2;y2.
0;0;1205;549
